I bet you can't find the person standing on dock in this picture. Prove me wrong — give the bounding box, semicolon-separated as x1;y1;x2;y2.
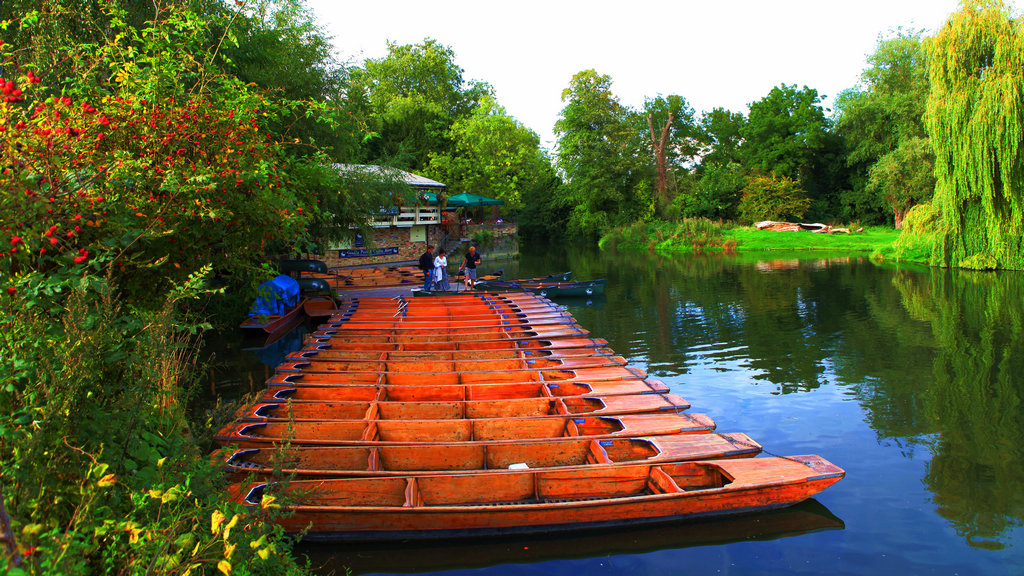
459;245;482;290
434;248;450;291
419;245;435;291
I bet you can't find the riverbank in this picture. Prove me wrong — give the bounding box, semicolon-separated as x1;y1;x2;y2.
599;220;905;259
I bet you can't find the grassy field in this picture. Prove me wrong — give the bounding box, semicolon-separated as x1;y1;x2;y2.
723;226;902;253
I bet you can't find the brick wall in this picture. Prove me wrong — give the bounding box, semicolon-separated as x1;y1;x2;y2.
319;226;446;269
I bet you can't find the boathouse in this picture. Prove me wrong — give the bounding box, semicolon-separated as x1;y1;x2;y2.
322;165;449;268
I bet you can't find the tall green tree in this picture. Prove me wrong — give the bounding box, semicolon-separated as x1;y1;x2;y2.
924;0;1024;269
641;95;698;208
836;29;933;227
425;96;554;211
224;0;361;161
741;84;845;217
348;39;491;171
555;70;650;242
698;107;747;169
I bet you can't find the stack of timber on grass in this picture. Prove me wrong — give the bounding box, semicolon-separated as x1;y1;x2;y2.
216;292;843;540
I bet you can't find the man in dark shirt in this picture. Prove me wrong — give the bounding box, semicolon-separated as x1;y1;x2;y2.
418;245;434;291
459;245;482;290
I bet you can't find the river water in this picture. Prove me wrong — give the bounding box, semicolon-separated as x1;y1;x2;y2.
232;247;1024;575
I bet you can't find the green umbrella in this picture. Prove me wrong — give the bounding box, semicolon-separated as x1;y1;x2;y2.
445;192;504;207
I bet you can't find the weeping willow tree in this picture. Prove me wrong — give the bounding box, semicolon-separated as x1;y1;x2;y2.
925;0;1024;269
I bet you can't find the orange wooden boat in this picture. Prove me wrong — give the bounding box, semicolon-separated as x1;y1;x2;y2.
264;365;647;387
218;432;760;479
214;413;716;449
264;379;672;402
295;337;611;353
310;326;591;343
320;316;578;332
234;392;690;423
303;296;339;319
274;355;629;376
230;456;845;540
285;346;618;363
240;297;307;334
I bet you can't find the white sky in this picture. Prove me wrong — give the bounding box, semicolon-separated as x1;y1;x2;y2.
304;0;968;149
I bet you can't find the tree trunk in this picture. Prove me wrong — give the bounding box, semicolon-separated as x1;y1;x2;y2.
647;112;674;207
893;203;911;229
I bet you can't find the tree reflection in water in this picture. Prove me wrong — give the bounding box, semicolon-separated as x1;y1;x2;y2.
509;246;1023;548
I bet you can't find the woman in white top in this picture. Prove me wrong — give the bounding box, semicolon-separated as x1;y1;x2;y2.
433;248;449;291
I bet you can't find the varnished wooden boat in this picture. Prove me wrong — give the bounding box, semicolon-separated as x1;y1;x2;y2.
475;279;607;298
215;412;716;449
264;365;647;386
263;379;671;402
274;355;629;376
310;326;590;343
303;297;339;319
230;456;845;540
325;308;574;324
218;432;759;479
240;297;307;334
292;337;612;353
234;392;690;423
285;346;618;363
319;316;580;333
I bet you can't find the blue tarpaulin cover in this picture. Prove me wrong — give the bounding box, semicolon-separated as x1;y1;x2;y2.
249;275;300;316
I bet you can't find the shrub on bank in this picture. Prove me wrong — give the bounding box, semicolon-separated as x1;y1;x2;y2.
0;278;307;575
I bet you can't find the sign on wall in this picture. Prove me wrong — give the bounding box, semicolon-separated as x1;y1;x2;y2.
338;247;400;258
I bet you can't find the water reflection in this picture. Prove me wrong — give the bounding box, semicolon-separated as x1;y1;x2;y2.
205;247;1024;569
298;499;843;575
511;246;1024;549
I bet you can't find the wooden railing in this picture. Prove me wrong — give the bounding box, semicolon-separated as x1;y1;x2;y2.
370;206;440;228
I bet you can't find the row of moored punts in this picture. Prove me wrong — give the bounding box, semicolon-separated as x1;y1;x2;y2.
219;292;843;540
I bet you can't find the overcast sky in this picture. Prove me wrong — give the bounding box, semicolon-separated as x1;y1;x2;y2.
305;0;968;149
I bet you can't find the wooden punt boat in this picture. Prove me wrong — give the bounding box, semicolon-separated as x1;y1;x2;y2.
303;297;338;319
214;412;716;449
285;345;618;363
310;326;590;343
230;455;845;540
218;432;759;479
263;378;671;402
476;279;607;298
273;355;629;376
234;392;690;423
240;297;307;334
319;316;580;334
325;308;574;324
264;365;647;387
293;337;612;354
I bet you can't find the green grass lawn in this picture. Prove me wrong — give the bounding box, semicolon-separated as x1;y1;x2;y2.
725;226;901;253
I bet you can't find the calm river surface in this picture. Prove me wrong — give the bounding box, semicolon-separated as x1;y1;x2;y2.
239;246;1024;575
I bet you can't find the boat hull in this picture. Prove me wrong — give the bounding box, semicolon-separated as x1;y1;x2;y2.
232;456;844;540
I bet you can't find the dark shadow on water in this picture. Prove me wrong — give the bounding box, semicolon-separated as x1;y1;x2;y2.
295;499;844;575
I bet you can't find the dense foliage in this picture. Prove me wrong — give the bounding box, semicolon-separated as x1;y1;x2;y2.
923;0;1024;270
0;1;382;573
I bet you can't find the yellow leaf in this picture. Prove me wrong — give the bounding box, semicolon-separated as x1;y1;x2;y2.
211;510;225;535
257;548;270;560
148;489;163;500
224;541;236;559
157;457;168;468
260;494;278;509
97;474;117;487
217;559;232;575
223;514;240;540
